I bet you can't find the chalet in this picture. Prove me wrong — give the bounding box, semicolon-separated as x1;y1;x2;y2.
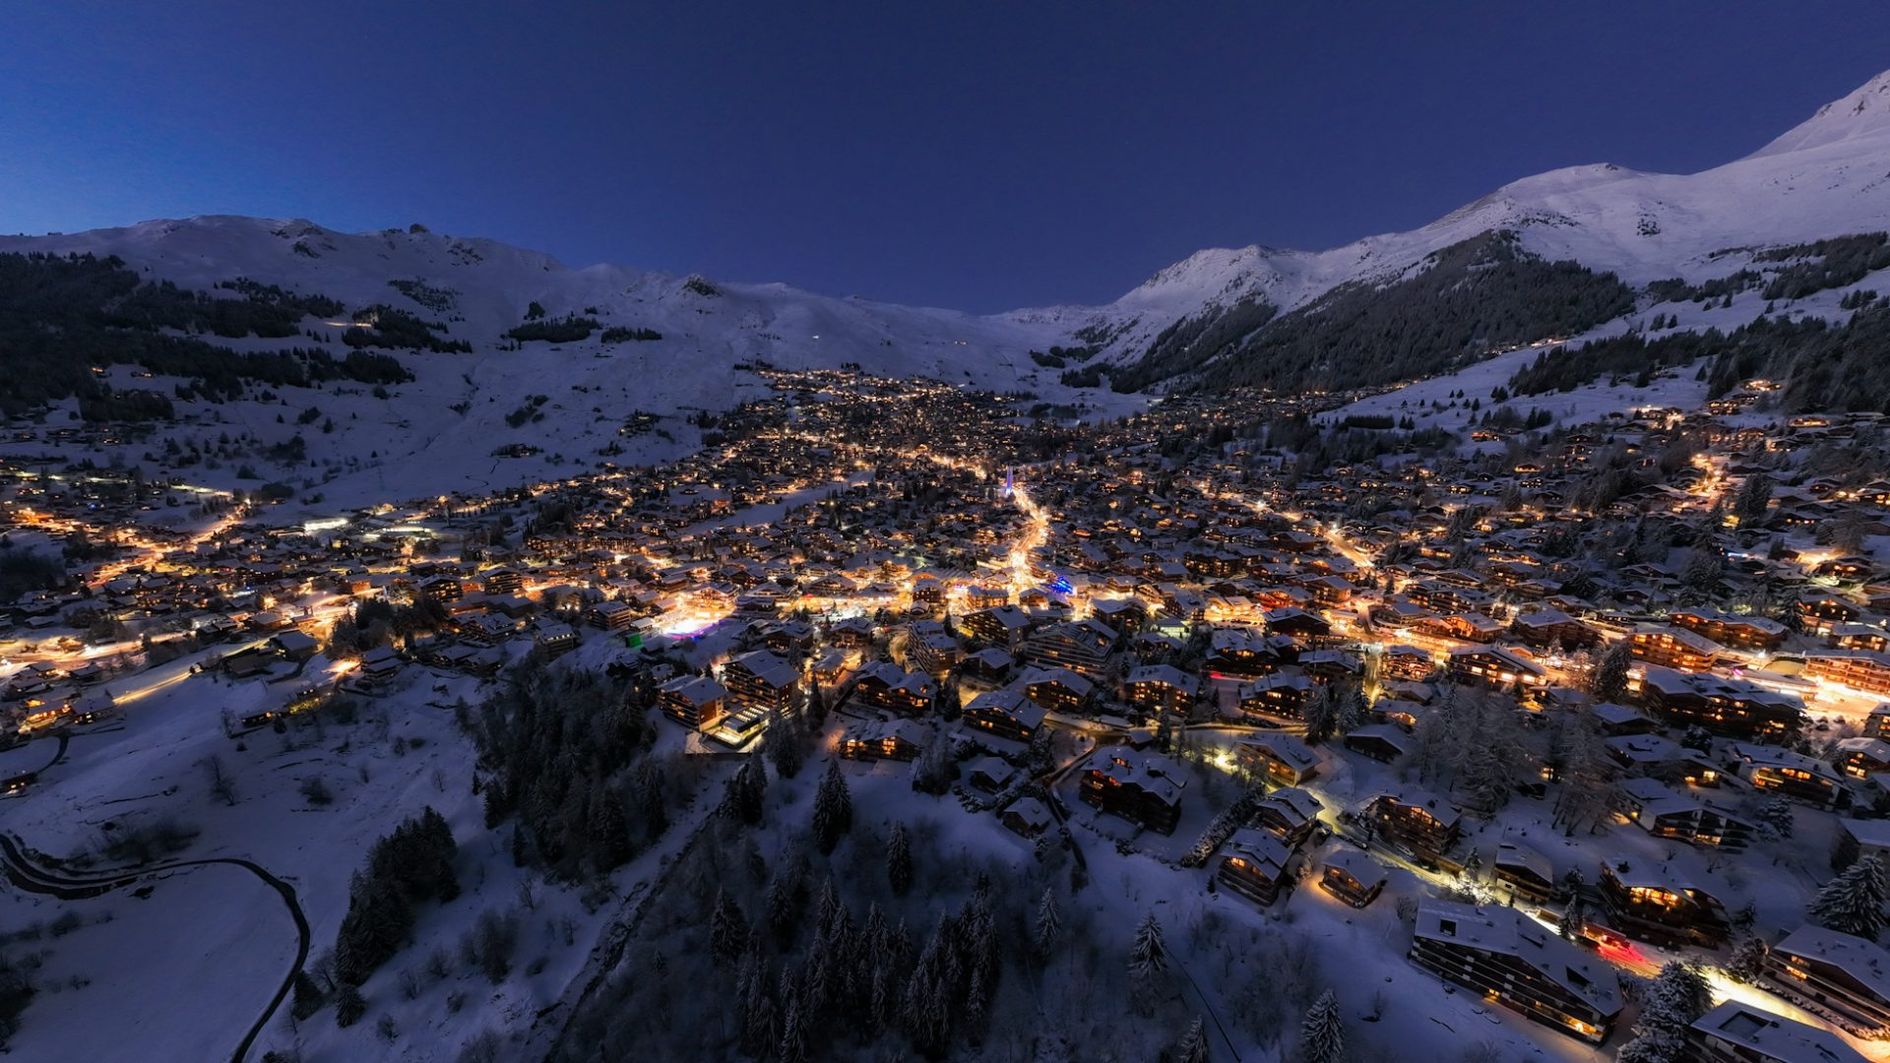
1238;672;1313;720
965;756;1015;793
268;630;319;662
1765;925;1890;1036
826;616;877;649
959;646;1014;683
838;718;926;762
851;661;935;715
1806;651;1890;698
1832;624;1890;654
1670;608;1787;652
722;650;802;716
590;600;639;632
1604;733;1720;786
1629;625;1725;672
1493;841;1557;904
1685;1001;1869;1063
1867;703;1890;740
1511;608;1597;649
1235;732;1320;786
1358;790;1461;862
1368;697;1427;732
1124;664;1200;717
1216;828;1296;906
1597;864;1730;948
1023;618;1117;676
960;605;1032;648
1409;900;1622;1043
1252;787;1323;847
1079;745;1185;834
962;688;1045;744
1381;644;1435;682
1263;607;1331;643
532;620;579;657
1798;594;1863;637
360;643;406;680
1723;742;1852;810
1637;665;1804;740
907;627;961;676
1447;645;1547;691
1206;626;1294;677
1836;736;1890;780
1837;817;1890;869
1348;725;1420;772
1614;778;1753;850
1588;702;1656;737
1000;796;1053;838
658;674;728;730
1298;648;1363;683
1019;666;1094;715
1319;848;1385;908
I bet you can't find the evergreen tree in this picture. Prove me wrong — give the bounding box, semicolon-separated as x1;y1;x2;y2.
1032;886;1063;960
334;983;366;1028
1297;989;1345;1063
736;939;775;1058
812;758;854;854
1755;797;1794;840
1591;641;1632;703
723;756;766;826
1734;472;1773;524
1129;911;1167;982
887;821;913;896
766;705;806;780
1618;962;1710;1063
1726;936;1769;984
711;889;749;967
777;990;808;1063
1174;1016;1210;1063
1808;854;1890;940
291;969;326;1020
1558;870;1590;941
1302;683;1339;744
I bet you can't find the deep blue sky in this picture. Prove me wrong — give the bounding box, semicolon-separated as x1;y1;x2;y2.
4;3;1888;312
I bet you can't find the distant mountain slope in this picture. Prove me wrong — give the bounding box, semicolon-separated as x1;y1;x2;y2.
6;70;1890;507
1016;69;1890;394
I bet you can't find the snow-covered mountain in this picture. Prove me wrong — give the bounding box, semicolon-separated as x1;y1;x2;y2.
1019;69;1890;374
5;70;1890;508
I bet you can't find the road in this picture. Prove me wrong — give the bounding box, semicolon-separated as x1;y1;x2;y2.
0;833;310;1063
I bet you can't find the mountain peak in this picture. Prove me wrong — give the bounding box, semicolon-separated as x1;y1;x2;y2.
1748;68;1890;159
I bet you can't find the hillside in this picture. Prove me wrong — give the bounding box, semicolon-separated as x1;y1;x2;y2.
1020;69;1890;395
6;71;1890;510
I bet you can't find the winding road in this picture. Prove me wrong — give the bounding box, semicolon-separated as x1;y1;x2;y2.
0;833;309;1063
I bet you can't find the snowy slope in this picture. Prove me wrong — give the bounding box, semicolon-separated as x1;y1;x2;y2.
1012;69;1890;370
5;69;1890;505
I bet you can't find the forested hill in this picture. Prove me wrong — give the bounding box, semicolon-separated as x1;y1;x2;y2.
0;252;409;420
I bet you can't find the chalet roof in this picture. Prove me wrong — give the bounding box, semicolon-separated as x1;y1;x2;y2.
1125;664;1200;692
1242;732;1320;772
1323;847;1383;884
1259;786;1322;824
1223;827;1293;876
1773;925;1890;1004
964;688;1046;728
1412;899;1622;1015
1688;1001;1867;1063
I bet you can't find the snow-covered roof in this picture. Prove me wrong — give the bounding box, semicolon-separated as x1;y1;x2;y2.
1689;1001;1868;1063
1412;899;1622;1015
1773;925;1890;1005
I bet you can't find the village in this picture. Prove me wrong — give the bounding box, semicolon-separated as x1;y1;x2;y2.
7;363;1890;1062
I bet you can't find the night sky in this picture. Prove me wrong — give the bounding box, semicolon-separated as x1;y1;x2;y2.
5;2;1888;311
